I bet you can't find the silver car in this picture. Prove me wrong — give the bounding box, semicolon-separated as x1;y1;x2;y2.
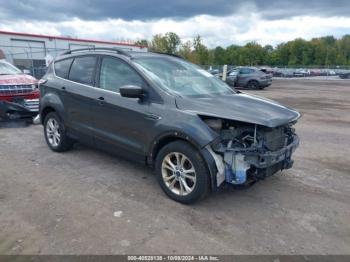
227;67;272;89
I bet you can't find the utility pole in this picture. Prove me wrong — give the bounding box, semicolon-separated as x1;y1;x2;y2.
222;65;227;81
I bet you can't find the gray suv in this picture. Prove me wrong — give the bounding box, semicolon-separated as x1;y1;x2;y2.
40;48;300;204
226;67;272;89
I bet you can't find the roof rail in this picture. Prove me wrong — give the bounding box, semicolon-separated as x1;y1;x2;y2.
61;47;132;57
151;51;184;59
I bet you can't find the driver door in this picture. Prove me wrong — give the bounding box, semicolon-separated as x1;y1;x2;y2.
237;68;253;86
90;56;155;160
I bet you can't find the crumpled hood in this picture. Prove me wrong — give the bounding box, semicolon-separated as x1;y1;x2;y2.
175;93;300;127
0;74;38;85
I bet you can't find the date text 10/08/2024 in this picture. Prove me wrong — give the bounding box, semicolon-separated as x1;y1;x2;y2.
127;255;220;261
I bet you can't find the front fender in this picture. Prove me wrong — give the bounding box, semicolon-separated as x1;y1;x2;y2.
147;129;220;191
146;111;220;189
147;111;219;157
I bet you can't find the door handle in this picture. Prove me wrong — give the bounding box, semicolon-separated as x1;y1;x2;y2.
61;86;67;95
97;96;105;105
145;113;161;121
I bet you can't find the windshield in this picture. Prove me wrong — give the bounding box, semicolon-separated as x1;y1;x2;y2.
0;62;22;75
133;56;235;97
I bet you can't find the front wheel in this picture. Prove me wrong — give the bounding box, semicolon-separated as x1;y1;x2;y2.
247;80;260;89
155;141;210;204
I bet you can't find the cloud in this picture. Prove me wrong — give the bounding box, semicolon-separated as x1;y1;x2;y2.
1;14;350;48
0;0;349;22
0;0;349;47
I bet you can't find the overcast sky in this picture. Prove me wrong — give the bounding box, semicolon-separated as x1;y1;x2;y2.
0;0;350;47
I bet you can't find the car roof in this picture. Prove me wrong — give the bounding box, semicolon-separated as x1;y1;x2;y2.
230;66;258;71
0;60;11;65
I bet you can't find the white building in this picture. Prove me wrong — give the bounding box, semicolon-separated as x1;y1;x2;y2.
0;30;147;78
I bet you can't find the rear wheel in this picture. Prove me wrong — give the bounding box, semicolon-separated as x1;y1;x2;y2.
155;141;210;204
44;112;73;152
247;80;260;89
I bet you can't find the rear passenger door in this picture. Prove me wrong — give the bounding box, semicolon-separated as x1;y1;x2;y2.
62;55;98;140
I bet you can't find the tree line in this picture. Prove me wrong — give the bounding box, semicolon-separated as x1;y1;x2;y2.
135;33;350;67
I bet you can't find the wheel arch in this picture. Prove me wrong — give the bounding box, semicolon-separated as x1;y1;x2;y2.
246;79;259;87
40;106;56;124
40;93;65;124
149;132;201;164
148;132;218;191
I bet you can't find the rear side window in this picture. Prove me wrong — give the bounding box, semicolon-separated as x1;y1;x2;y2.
54;58;73;79
69;56;97;85
99;57;144;92
240;68;255;74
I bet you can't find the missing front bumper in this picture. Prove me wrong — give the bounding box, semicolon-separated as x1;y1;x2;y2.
244;135;299;169
208;135;300;187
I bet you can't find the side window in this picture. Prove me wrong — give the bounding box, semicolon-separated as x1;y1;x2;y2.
69;56;97;85
240;68;250;74
229;70;238;76
99;57;144;92
54;58;73;79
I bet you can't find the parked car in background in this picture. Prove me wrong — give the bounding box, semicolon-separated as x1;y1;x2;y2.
272;69;283;77
207;68;220;75
40;48;300;204
339;72;350;79
319;69;336;76
327;70;336;76
293;69;310;77
259;67;274;76
0;61;39;121
225;69;239;87
226;67;272;89
274;69;295;78
310;69;322;77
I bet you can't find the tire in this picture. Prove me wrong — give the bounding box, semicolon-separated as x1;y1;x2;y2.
44;112;73;152
155;141;210;204
247;80;260;89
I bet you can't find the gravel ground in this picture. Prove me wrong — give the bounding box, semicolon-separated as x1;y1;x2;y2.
0;79;349;255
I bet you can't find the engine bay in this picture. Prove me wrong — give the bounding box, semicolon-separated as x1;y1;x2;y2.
201;116;299;187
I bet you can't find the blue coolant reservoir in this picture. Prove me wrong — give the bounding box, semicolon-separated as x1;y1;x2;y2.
224;154;249;185
235;169;247;184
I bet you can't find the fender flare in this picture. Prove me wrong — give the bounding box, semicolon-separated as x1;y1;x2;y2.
148;131;201;159
40;93;65;124
148;131;219;191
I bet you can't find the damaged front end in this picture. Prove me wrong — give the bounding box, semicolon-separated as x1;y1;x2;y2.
203;117;299;187
0;100;38;122
0;85;40;122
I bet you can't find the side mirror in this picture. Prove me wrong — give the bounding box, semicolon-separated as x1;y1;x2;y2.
120;85;144;99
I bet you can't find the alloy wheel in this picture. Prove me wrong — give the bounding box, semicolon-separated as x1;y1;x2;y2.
46;118;61;147
161;152;197;196
249;81;258;89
